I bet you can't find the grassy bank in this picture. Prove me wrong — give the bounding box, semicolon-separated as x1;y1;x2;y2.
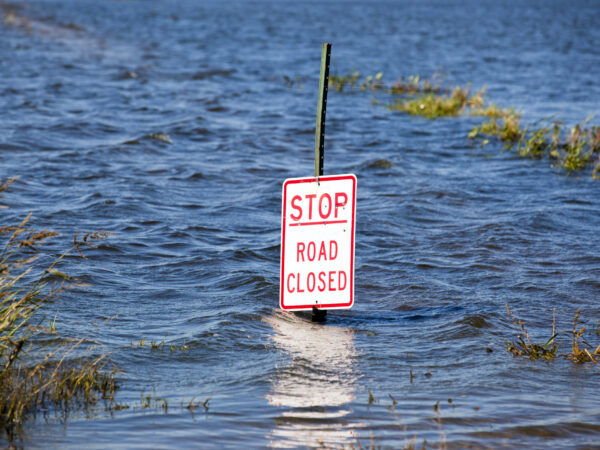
0;178;117;439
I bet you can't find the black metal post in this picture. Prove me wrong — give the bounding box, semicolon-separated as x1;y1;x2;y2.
314;43;331;179
312;43;331;323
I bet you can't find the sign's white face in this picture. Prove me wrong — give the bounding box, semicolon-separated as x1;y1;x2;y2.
280;174;357;311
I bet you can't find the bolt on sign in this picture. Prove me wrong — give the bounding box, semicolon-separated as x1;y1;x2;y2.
280;174;357;311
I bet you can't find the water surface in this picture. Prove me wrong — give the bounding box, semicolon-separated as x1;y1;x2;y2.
1;0;600;447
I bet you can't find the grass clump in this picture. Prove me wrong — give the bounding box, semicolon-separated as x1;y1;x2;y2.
386;72;487;119
561;122;600;172
470;117;600;175
473;104;517;119
516;125;554;158
389;73;444;95
329;72;445;96
390;85;486;119
469;111;523;147
300;66;600;179
0;178;116;438
505;304;600;364
329;71;361;92
566;309;600;364
329;71;384;92
505;305;559;361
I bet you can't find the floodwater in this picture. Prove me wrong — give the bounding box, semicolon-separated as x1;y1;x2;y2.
2;0;600;447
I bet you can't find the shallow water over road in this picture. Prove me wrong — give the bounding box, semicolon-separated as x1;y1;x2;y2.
2;0;600;447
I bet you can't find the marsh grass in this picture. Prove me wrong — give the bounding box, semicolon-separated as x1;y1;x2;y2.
150;334;167;351
324;69;600;177
282;75;306;89
505;304;599;364
505;305;559;361
561;122;600;172
468;111;523;147
110;391;211;417
328;71;384;93
470;116;600;175
329;72;445;96
0;179;117;437
566;309;600;364
140;389;169;412
329;71;362;92
2;6;32;33
186;396;210;414
390;85;487;119
327;71;486;119
390;74;445;96
131;335;189;353
346;389;448;450
387;73;486;119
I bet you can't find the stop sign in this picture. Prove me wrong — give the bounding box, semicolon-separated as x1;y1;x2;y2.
280;174;357;311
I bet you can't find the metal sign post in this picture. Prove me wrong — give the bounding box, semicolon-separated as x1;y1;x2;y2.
314;43;331;179
312;43;331;322
279;43;356;323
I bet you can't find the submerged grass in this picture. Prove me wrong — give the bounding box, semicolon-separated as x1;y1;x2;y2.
390;86;486;119
328;71;486;118
566;309;600;364
471;117;600;174
329;71;445;96
329;71;384;92
390;74;444;96
345;388;448;450
468;111;524;148
505;305;559;361
0;178;117;438
505;304;599;363
319;69;600;177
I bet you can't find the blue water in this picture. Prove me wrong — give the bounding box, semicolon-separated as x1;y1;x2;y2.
2;0;600;447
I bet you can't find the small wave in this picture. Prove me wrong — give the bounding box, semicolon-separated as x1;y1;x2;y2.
115;71;141;80
123;132;172;145
456;314;491;329
207;105;227;113
169;172;204;181
192;69;236;80
362;158;394;170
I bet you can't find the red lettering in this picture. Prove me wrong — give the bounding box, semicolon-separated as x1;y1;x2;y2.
287;273;295;293
319;193;332;219
290;195;302;221
318;272;327;292
296;273;304;293
329;240;338;260
307;272;315;292
297;242;305;262
318;241;327;261
334;192;347;218
307;241;316;261
306;194;316;220
328;271;336;291
338;271;347;290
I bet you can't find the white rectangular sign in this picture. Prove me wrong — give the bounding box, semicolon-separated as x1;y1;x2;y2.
280;174;357;311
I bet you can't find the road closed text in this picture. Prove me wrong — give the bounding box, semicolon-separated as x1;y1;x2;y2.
286;270;347;293
286;239;347;293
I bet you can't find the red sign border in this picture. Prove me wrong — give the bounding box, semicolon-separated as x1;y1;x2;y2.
280;174;357;311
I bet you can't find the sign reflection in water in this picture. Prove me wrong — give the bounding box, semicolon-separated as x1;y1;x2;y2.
264;311;360;448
